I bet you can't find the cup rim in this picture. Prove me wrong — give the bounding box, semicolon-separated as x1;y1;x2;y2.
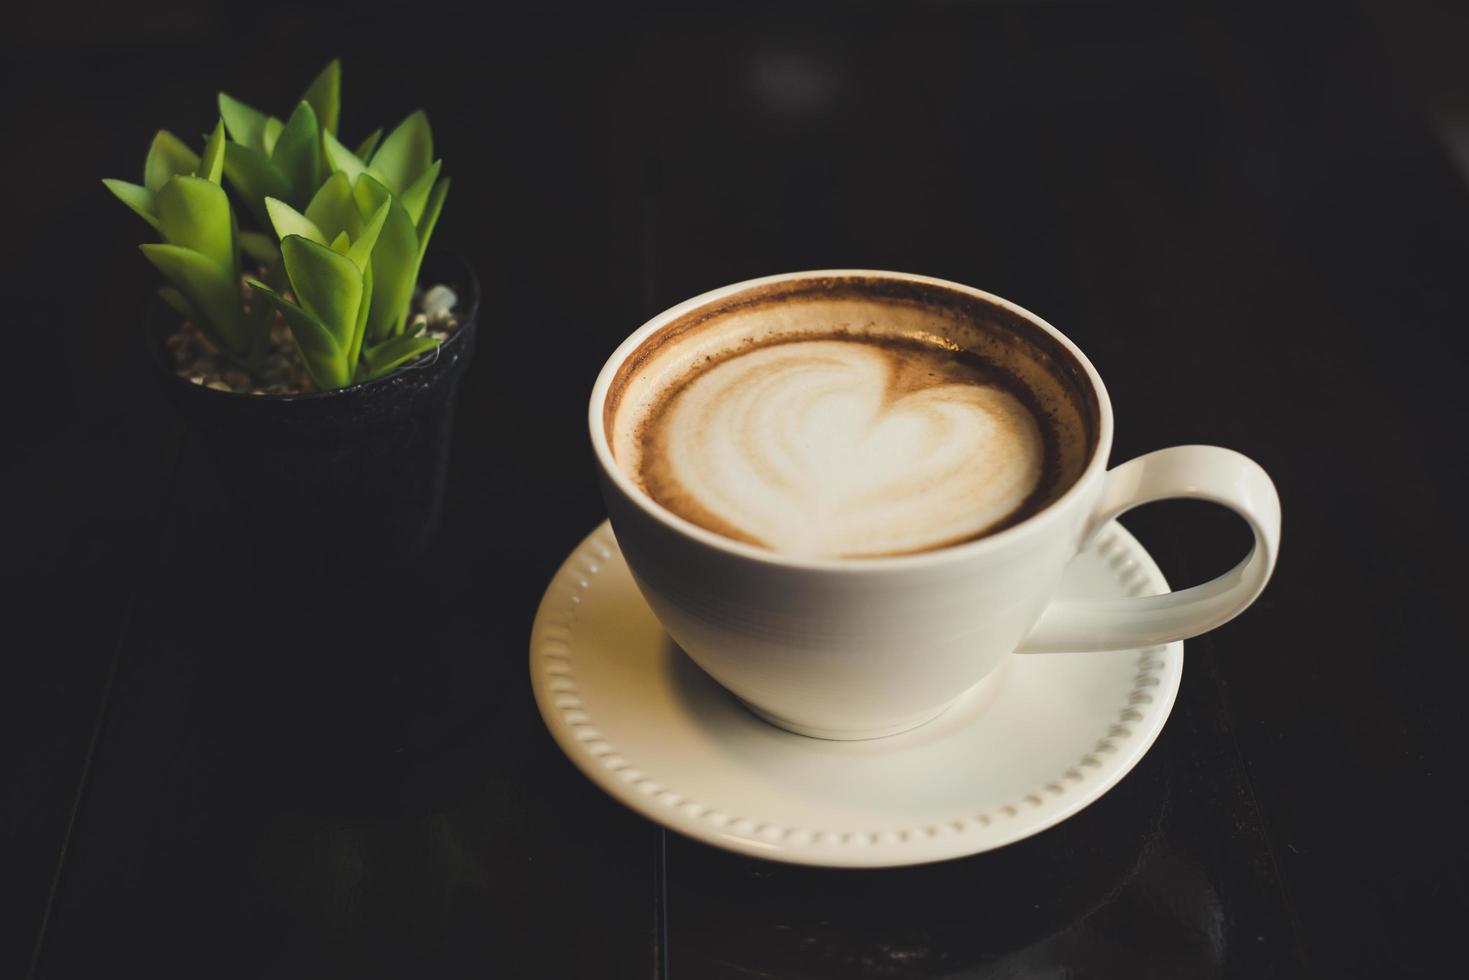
588;268;1115;572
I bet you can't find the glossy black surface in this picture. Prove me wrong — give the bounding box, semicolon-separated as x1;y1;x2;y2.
4;2;1466;977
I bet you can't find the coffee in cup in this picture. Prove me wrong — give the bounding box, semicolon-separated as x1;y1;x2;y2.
605;278;1102;559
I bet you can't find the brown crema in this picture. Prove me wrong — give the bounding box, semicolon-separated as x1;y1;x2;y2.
606;276;1101;557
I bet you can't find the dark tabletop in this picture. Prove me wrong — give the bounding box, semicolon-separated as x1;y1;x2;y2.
5;1;1467;977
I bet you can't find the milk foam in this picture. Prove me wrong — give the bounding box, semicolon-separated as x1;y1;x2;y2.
640;339;1044;558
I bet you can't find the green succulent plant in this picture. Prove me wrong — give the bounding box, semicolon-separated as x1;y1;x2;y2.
103;122;273;366
247;176;442;390
104;59;453;392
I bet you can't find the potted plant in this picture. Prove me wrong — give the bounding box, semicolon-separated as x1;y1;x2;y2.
105;61;477;584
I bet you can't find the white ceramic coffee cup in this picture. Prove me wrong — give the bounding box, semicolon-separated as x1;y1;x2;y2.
590;270;1281;740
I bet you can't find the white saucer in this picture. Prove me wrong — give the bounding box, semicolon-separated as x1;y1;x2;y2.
530;521;1182;868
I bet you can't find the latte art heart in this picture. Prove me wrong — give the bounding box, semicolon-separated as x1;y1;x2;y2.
641;340;1045;557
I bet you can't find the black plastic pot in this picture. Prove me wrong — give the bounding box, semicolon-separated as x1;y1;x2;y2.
146;250;479;586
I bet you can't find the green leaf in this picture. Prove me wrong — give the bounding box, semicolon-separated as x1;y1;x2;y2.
417;176;449;263
239;230;281;268
102;179;160;233
301;58;341;136
248;279;349;390
398;159;441;226
228;204;244;330
371;110;432;194
262;116;284;156
245;285;278;341
140;243;244;355
304;171;363;243
218;92;271;153
198;119;227;183
347;200;390;274
270;101;323;207
330;230;351;255
157;286;199;321
145;130;201;193
354;128;383;162
222;142;292;226
362;334;440;380
155;176;237;275
321;129;373;185
353;173;419;341
280;234;363;349
265;197;328;246
347;254;372;375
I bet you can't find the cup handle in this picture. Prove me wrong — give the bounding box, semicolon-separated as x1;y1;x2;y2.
1015;445;1281;654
